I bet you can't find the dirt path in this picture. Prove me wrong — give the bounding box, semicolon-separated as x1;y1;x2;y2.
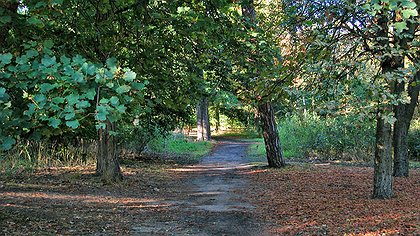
132;139;264;235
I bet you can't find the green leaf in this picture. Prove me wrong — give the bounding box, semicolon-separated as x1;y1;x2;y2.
0;87;9;100
16;55;28;64
132;82;145;90
66;94;80;105
51;0;64;5
66;120;80;129
1;137;16;151
26;49;39;59
106;57;117;69
177;6;191;14
43;40;54;49
116;104;126;113
72;55;86;65
84;64;97;75
394;22;408;33
64;112;75;120
401;9;418;19
0;16;11;24
401;1;417;9
83;89;96;100
110;96;119;106
124;70;136;82
25;104;37;116
73;71;84;83
116;85;131;94
34;94;46;103
96;123;106;130
76;100;90;109
106;82;115;88
41;55;56;67
100;98;109;104
48;117;61;128
52;97;65;104
95;105;108;121
39;83;56;93
27;16;44;27
60;55;71;65
0;53;13;65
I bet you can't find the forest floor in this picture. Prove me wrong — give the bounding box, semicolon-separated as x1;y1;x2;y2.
0;138;419;235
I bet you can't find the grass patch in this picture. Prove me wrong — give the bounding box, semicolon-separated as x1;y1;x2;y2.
0;141;96;176
409;161;420;168
247;139;296;162
147;133;213;160
213;128;261;139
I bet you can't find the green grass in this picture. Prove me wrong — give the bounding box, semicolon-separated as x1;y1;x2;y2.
0;141;96;175
409;161;420;168
147;134;213;159
247;139;296;162
212;128;261;139
166;139;213;157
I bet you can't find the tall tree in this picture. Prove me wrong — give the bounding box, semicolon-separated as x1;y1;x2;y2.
241;0;285;168
392;0;420;177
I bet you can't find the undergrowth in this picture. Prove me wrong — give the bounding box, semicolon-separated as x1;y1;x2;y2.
0;140;96;175
248;114;420;163
147;133;213;160
248;115;376;162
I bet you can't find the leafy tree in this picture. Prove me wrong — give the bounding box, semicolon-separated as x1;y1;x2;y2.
280;0;419;198
239;0;286;167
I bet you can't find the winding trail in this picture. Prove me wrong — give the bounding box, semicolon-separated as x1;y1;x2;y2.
132;139;264;235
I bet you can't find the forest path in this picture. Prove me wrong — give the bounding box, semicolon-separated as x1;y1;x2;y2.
132;138;265;235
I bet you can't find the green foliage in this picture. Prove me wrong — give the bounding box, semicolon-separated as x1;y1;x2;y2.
249;115;376;162
408;117;420;161
0;41;146;150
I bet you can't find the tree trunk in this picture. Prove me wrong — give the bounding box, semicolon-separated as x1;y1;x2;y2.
393;68;420;177
197;97;211;141
258;102;285;168
373;112;394;199
215;103;220;132
392;4;420;176
96;119;123;183
371;10;395;199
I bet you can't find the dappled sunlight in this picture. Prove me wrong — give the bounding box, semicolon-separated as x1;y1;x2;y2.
0;191;164;206
169;163;255;172
189;191;223;196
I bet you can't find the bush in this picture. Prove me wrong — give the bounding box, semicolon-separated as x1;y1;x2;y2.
277;115;375;161
408;118;420;161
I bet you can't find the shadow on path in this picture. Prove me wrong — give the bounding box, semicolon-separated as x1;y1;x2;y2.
132;139;264;235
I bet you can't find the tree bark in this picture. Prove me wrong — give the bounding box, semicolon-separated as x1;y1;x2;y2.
96;119;123;183
393;71;420;177
392;4;420;177
258;102;285;168
215;103;220;132
197;97;211;141
372;12;394;199
373;112;394;199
